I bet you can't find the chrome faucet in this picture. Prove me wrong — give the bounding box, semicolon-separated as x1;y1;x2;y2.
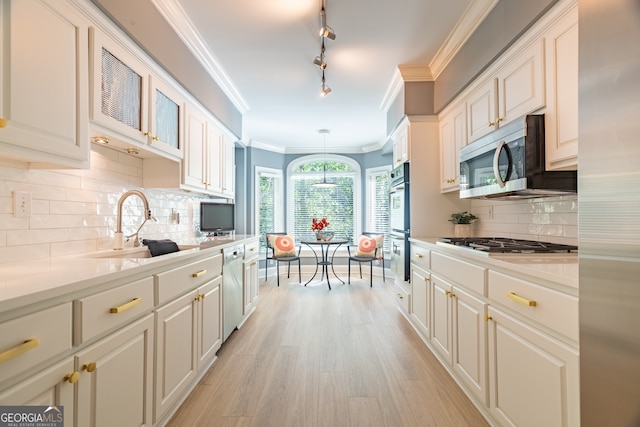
114;190;156;249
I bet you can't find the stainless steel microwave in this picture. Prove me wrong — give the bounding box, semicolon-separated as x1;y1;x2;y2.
459;114;577;199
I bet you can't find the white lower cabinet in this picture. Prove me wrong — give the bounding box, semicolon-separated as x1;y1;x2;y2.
0;357;76;425
409;264;430;339
154;275;222;423
242;238;260;320
76;314;154;427
487;306;580;427
451;285;488;406
408;240;577;426
429;274;489;405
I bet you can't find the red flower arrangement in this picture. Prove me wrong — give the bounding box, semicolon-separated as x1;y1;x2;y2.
311;217;329;231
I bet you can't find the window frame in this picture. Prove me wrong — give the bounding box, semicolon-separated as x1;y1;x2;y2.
286;154;361;243
255;166;284;250
365;165;391;253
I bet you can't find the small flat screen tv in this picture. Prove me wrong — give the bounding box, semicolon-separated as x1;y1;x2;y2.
200;202;235;234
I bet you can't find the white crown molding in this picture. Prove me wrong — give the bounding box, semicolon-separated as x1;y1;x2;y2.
398;64;434;82
429;0;499;80
379;68;405;112
150;0;250;114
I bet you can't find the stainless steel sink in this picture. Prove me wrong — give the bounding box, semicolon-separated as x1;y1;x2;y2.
85;245;199;259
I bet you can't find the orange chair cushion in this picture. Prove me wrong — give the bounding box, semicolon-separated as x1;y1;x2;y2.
356;235;382;257
268;234;297;257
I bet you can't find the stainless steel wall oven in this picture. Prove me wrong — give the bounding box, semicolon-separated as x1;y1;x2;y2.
389;162;410;281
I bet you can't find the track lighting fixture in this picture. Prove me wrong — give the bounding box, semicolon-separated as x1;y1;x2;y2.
319;9;336;40
316;2;335;97
320;72;332;97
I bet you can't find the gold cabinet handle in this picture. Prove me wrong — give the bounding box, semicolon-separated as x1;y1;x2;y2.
416;254;424;259
507;292;537;307
143;131;151;137
110;297;142;314
488;121;495;126
485;315;493;322
423;277;429;283
82;362;96;373
397;294;403;300
64;371;80;384
0;118;7;128
152;135;159;141
192;269;207;278
0;338;39;363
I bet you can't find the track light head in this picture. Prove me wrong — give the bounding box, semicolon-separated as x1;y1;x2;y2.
321;85;332;97
319;7;336;40
320;27;336;40
313;56;327;69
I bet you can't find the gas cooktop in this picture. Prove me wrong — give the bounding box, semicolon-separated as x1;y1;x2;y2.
437;237;578;254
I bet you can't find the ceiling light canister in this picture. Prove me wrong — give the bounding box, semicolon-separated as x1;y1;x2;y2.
313;56;327;69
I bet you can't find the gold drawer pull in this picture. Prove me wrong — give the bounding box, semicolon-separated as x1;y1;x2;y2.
83;362;97;373
0;338;39;364
397;294;404;300
110;297;142;314
507;292;537;307
416;254;424;259
192;269;207;278
64;371;80;384
0;118;7;128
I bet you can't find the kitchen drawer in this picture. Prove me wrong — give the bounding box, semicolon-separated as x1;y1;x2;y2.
244;239;260;259
0;303;72;383
431;252;486;295
75;277;154;344
410;245;430;269
392;282;410;315
488;270;578;341
156;254;222;305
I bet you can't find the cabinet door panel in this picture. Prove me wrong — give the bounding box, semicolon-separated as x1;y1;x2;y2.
430;275;452;362
76;314;154;427
488;307;579;427
0;358;75;426
0;0;89;166
467;79;498;142
183;104;207;189
154;292;197;422
498;39;545;124
452;286;488;405
410;265;430;339
197;277;222;370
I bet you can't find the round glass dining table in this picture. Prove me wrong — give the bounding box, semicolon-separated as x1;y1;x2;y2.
300;238;349;290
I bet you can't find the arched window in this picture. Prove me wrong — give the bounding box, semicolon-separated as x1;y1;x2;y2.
287;154;361;242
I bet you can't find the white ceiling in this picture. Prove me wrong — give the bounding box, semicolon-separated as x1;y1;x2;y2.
148;0;495;153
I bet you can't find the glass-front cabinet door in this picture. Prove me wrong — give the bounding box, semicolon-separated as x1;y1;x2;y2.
90;27;183;160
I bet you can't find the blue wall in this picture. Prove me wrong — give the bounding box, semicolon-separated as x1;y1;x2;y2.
242;147;392;235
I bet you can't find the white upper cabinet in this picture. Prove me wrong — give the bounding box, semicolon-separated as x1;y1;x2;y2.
89;27;184;161
0;0;89;168
439;100;467;192
222;134;236;197
391;121;409;168
544;3;578;170
467;39;545;142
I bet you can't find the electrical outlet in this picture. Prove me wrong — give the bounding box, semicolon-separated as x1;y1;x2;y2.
13;191;31;218
488;205;494;219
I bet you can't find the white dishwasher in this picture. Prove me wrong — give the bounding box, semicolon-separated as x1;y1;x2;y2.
223;244;244;341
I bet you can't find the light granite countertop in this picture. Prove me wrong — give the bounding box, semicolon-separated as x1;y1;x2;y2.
0;235;259;314
410;237;578;292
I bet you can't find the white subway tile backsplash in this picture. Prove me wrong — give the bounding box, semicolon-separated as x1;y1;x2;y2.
471;194;578;246
0;145;215;263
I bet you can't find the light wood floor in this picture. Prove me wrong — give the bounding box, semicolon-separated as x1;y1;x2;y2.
166;273;489;427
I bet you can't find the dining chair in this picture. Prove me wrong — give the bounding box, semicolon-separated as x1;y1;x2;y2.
347;232;385;287
265;232;301;286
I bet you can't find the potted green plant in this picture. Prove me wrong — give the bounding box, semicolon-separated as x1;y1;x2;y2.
448;211;478;237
